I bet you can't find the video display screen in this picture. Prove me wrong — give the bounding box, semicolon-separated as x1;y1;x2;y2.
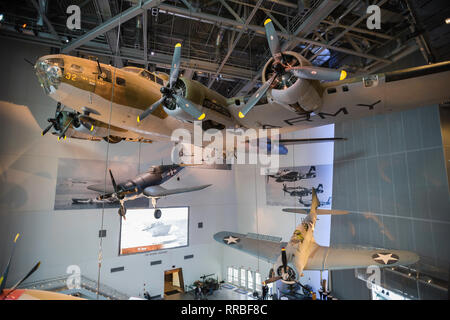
119;207;189;255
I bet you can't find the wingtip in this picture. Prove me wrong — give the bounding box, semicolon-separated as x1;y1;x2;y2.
340;70;347;81
238;111;245;118
264;18;272;26
14;233;20;243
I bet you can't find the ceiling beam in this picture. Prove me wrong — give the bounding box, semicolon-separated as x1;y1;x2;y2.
62;0;163;53
207;0;264;88
282;0;343;51
28;0;60;41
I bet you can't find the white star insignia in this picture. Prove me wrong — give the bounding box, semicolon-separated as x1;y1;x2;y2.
223;235;240;245
373;253;399;265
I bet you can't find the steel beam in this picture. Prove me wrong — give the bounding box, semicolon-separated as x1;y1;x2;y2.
281;0;343;51
62;0;163;53
28;0;60;41
207;0;264;88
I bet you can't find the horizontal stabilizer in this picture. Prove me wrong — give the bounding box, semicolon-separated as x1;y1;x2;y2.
282;208;349;215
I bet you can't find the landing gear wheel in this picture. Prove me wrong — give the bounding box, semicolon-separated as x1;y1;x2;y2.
154;209;162;219
103;135;123;144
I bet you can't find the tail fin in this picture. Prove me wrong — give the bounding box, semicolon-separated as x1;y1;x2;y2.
316;184;323;192
308;166;316;174
310;188;320;216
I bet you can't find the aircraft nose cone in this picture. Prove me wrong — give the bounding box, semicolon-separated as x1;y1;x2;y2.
35;59;62;94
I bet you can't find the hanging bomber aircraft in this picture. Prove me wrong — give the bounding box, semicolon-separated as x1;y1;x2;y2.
33;19;450;152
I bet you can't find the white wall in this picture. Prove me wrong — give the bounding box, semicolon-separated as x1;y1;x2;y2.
0;38;334;298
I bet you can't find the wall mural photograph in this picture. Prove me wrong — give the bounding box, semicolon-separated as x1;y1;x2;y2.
265;164;333;208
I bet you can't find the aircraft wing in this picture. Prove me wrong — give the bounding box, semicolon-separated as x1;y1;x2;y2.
86;183;115;194
142;184;211;197
213;231;287;264
305;243;419;270
233;61;450;135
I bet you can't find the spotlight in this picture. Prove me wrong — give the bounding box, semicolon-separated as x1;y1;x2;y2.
0;14;4;22
446;17;450;24
150;51;155;56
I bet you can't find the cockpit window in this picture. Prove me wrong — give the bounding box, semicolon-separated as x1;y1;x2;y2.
140;70;156;82
46;58;64;67
156;77;164;85
122;67;141;74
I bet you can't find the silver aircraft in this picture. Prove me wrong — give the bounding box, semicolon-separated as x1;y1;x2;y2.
87;164;211;219
214;189;418;286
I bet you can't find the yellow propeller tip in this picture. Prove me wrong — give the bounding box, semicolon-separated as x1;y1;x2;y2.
175;43;182;48
238;111;245;119
137;116;140;123
340;70;347;81
264;18;272;25
14;233;20;242
197;113;206;120
90;125;94;132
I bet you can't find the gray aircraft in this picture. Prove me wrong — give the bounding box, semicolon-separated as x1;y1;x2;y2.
282;183;323;197
268;166;316;183
87;164;211;219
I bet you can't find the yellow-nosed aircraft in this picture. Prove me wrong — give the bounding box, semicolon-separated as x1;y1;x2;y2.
0;234;84;300
34;19;450;150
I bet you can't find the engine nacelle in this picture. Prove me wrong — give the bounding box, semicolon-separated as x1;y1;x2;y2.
262;51;322;113
162;78;206;122
272;260;299;284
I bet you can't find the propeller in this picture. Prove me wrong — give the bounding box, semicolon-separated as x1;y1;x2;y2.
238;19;348;118
138;43;205;122
109;169;118;193
41;103;63;136
1;233;41;300
0;233;20;293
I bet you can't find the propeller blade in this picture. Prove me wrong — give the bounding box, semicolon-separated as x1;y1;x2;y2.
174;94;205;120
288;66;347;81
80;118;94;132
9;261;41;292
265;276;282;284
0;233;20;292
264;19;282;62
58;118;73;139
281;247;287;274
109;169;118;193
239;73;277;118
41;123;54;136
169;43;182;89
137;96;165;123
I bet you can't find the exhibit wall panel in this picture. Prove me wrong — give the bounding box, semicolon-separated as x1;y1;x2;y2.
0;38;238;298
330;105;450;300
221;125;335;292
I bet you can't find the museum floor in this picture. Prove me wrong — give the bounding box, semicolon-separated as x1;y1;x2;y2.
164;287;259;300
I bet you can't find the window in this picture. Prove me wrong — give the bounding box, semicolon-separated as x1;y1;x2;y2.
227;267;233;283
116;77;126;86
240;268;246;287
232;268;239;285
140;70;156;82
247;270;254;290
101;68;112;83
156;77;164;85
255;272;262;292
46;58;64;68
70;64;83;73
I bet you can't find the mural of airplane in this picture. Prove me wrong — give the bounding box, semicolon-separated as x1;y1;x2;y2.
268;166;316;183
32;19;450;152
0;234;84;300
214;189;419;286
282;183;323;197
86;164;211;219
